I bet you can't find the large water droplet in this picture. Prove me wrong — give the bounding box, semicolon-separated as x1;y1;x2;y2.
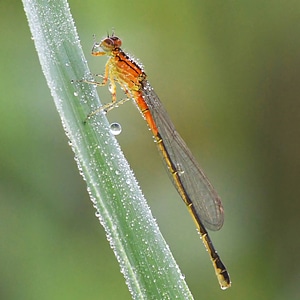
110;122;122;135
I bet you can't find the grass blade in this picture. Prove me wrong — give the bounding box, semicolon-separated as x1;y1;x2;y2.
22;0;194;298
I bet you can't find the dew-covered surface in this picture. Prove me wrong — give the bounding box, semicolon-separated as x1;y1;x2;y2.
23;0;193;298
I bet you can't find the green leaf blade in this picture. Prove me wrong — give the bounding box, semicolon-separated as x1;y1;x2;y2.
22;0;194;299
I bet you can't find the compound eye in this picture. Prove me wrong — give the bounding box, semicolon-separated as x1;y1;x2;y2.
105;38;114;46
99;37;114;51
110;36;122;48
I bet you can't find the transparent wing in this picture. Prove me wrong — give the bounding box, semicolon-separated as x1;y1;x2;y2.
142;82;224;231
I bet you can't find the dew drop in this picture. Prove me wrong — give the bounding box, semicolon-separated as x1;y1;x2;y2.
110;122;122;135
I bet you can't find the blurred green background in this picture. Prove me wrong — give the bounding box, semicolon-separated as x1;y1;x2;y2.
1;0;300;299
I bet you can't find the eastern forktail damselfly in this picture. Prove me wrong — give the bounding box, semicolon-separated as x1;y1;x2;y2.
83;33;231;290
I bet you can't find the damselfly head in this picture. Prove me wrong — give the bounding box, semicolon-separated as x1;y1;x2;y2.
100;36;122;52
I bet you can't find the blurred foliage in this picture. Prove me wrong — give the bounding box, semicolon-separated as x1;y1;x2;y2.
1;0;300;299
